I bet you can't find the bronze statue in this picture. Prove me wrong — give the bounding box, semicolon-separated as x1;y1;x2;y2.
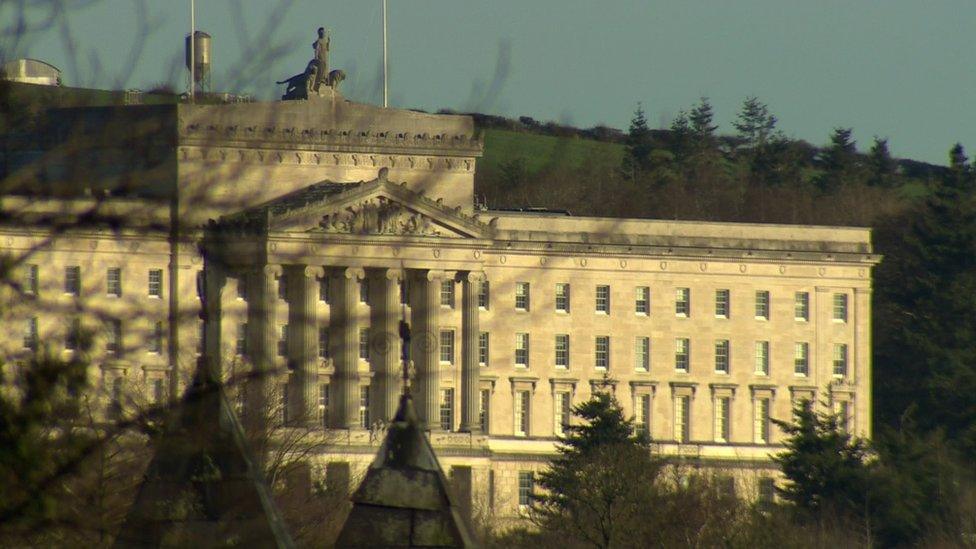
277;26;345;100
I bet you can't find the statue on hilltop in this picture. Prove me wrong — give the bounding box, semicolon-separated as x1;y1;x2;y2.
277;26;346;100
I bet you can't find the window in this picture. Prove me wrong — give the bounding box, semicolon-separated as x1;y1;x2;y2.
66;318;81;351
554;334;569;369
518;471;534;509
755;290;770;320
440;279;455;308
65;266;80;296
236;323;247;356
107;268;122;297
758;478;776;506
714;339;730;374
794;292;809;321
554;391;572;436
833;344;849;377
149;321;163;354
439;330;455;364
319;384;330;426
319;277;329;303
794;342;809;376
675;287;690;317
755;398;771;443
514;390;530;436
675;395;691;442
634;394;651;438
359;328;370;360
319;327;330;359
755;341;770;375
479;389;490;432
151;379;165;405
359;278;369;304
277;275;287;300
23;317;38;351
714;396;730;442
635;336;650;372
515;333;529;367
359;386;370;428
555;283;570;313
478;332;489;366
675;338;690;372
107;319;122;355
595;285;610;314
148;269;163;298
440;388;454;431
835;400;851;433
833;293;848;322
595;336;610;370
238;277;248;300
25;264;38;295
515;282;530;311
635;286;650;315
715;289;730;318
477;280;489;309
278;325;288;357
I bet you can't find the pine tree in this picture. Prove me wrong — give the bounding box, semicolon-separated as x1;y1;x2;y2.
867;136;896;187
817;127;858;192
621;103;654;181
689;97;718;150
733;96;777;149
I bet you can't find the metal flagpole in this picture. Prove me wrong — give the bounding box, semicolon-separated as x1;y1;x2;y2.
382;0;388;107
189;0;195;102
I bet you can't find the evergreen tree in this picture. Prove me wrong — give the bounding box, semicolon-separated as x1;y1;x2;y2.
688;97;718;150
817;127;858;192
668;110;692;163
621;103;654;181
733;96;777;149
867;136;896;187
734;97;783;186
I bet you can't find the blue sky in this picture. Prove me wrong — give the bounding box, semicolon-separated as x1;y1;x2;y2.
6;0;976;164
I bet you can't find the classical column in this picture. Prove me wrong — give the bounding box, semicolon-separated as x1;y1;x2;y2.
459;271;485;433
245;264;281;439
329;267;364;429
410;269;444;429
201;260;226;384
288;265;324;426
370;268;402;424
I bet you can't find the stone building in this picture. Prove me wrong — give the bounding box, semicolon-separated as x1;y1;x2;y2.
0;95;879;527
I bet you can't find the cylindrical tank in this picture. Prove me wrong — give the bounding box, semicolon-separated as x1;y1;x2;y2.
184;31;211;83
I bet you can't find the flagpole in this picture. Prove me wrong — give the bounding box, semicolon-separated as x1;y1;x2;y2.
189;0;195;102
382;0;388;108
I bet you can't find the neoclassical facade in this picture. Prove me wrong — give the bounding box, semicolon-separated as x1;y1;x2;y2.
0;96;879;524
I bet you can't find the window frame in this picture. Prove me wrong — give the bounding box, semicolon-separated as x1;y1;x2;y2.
675;287;690;317
107;267;122;297
554;334;570;369
65;265;81;296
754;340;770;376
515;282;530;311
715;289;730;318
148;269;163;299
555;283;570;313
755;290;770;320
794;342;809;376
594;335;610;371
439;329;455;364
675;337;690;373
833;293;848;322
515;333;529;368
634;336;650;372
794;291;809;321
635;286;650;315
595;285;610;314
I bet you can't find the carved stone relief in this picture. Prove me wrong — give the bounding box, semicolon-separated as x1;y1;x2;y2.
318;197;446;236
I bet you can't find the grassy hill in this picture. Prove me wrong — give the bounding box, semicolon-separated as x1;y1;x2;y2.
479;128;625;177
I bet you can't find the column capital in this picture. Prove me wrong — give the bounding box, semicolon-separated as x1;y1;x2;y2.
381;268;403;282
413;269;446;282
263;264;284;278
332;266;365;280
457;271;487;283
303;265;325;279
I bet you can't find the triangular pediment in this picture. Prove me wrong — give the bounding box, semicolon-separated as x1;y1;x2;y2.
261;169;494;239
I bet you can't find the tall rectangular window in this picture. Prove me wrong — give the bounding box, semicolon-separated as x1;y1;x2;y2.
319;277;329;303
755;341;770;375
439;388;454;431
595;285;610;314
318;327;330;359
107;319;122;355
833;293;848;322
635;286;650;315
278;325;289;357
23;317;38;351
66;318;81;351
675;395;691;442
236;323;247;356
439;330;455;364
635;336;650;372
755;398;771;443
479;389;490;432
25;264;38;295
359;278;369;304
148;269;163;298
595;336;610;370
478;280;489;309
359;328;370;360
107;268;122;297
554;391;572;436
833;343;849;377
635;394;651;438
714;339;730;374
515;282;530;311
440;279;455;308
675;338;690;373
65;266;80;296
514;390;530;436
515;333;529;367
359;386;370;428
758;478;776;506
478;332;489;366
714;396;731;442
755;290;770;320
675;287;690;317
555;334;569;369
518;471;534;509
835;400;852;433
555;283;570;313
794;342;809;376
715;289;730;318
319;384;330;426
149;321;163;354
794;292;809;321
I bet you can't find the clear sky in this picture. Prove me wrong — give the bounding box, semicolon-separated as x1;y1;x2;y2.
6;0;975;164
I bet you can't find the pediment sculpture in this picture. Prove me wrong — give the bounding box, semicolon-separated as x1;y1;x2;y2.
319;197;445;236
